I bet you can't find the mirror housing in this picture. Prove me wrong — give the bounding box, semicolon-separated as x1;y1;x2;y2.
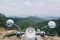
6;19;14;27
48;21;56;28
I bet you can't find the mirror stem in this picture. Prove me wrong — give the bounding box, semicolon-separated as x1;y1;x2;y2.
41;25;47;29
14;24;21;33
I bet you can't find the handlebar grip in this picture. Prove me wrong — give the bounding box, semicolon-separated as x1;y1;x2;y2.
5;34;17;37
5;33;24;37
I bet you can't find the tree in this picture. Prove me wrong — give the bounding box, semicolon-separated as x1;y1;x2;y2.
0;13;6;28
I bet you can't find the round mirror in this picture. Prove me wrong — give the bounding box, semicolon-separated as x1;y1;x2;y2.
6;19;14;27
26;27;35;38
48;21;56;28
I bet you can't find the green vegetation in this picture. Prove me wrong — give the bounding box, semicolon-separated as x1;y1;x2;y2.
0;13;60;36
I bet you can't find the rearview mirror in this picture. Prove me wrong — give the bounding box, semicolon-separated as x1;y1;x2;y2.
48;21;56;28
6;19;14;27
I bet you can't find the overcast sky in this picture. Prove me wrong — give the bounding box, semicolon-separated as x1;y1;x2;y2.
0;0;60;17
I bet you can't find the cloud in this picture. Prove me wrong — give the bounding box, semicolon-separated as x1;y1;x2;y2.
4;0;10;2
0;0;60;17
36;2;44;6
10;2;16;7
48;5;56;10
48;0;57;1
24;0;33;7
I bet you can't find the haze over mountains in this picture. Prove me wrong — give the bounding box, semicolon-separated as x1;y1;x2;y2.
7;15;60;20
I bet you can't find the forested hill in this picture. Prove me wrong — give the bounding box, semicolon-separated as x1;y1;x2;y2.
12;16;46;23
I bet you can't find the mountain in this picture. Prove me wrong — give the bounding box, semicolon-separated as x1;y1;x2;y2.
7;16;60;22
43;16;60;20
25;16;46;23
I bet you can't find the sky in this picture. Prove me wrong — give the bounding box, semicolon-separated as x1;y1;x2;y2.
0;0;60;17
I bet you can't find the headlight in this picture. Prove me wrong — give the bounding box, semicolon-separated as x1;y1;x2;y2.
26;27;35;39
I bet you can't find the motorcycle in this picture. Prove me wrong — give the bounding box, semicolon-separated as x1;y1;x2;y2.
5;19;56;40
